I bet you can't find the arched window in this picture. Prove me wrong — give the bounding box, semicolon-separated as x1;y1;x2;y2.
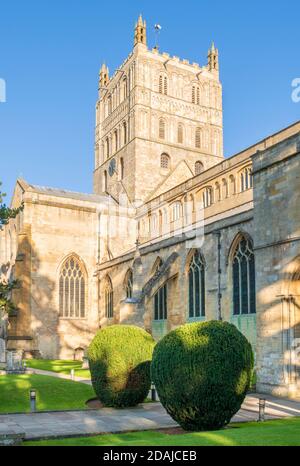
195;161;204;175
114;130;118;152
240;167;253;192
215;182;221;201
232;236;256;315
151;213;158;234
104;276;113;319
103;170;107;192
122;77;127;100
105;138;110;158
159;118;165;139
192;85;196;104
154;283;167;321
195;127;202;148
119;157;124;180
59;256;86;318
222;178;228;198
160;153;170;169
171;201;182;222
229;175;236;195
188;250;205;318
125;269;133;299
123;121;127;145
159;74;163;94
202;187;213;208
177;124;183;144
107;95;112;114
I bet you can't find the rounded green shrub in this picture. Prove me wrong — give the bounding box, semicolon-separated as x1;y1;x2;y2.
151;320;254;431
88;325;155;408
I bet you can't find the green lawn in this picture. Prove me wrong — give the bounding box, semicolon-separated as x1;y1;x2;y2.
0;374;95;413
25;359;90;379
24;418;300;446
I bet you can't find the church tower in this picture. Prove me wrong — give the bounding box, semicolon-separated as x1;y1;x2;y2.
93;17;224;204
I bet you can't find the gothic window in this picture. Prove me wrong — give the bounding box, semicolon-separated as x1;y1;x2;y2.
122;77;128;100
107;95;112;114
240;167;253;192
195;127;202;148
160;153;170;169
159;118;166;139
104;276;113;319
202;187;213;208
171;201;182;222
188;250;205;318
154;283;167;321
103;170;107;192
125;269;133;299
59;256;86;318
105;138;110;158
119;157;124;180
114;130;118;152
123;121;127;145
232;236;256;315
151;214;158;234
177;124;183;144
195;161;204;175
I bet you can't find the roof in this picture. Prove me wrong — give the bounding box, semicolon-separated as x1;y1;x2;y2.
17;178;106;204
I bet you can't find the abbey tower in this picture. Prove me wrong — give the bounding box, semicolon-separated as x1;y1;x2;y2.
93;15;223;204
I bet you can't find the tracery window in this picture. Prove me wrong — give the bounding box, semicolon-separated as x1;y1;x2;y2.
104;276;113;319
160;153;170;169
202;187;213;207
232;237;256;315
188;250;205;318
154;283;167;321
240;167;253;192
59;256;86;318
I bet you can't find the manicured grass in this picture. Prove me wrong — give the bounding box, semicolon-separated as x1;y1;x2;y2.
24;418;300;446
25;359;90;379
0;374;95;413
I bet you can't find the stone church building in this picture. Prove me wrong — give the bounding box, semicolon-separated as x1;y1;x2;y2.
1;16;300;398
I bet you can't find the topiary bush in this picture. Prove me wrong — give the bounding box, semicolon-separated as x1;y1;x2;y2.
151;320;254;431
88;325;155;408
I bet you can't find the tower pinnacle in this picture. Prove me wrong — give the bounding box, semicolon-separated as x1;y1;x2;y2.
99;63;109;88
134;14;147;46
207;42;219;73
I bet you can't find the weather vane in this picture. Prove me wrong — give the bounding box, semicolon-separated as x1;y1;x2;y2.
154;23;162;50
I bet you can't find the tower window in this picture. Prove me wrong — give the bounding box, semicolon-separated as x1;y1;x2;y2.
195;161;203;175
195;127;202;148
123;121;127;145
177;124;183;144
159;118;165;139
160;153;170;169
105;138;110;158
159;74;168;95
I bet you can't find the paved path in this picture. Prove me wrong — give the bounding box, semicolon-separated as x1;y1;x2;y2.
1;393;300;440
26;368;92;385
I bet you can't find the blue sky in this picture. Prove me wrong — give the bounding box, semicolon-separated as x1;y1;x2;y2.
0;0;299;202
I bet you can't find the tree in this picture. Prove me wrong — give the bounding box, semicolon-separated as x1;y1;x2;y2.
0;181;23;313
